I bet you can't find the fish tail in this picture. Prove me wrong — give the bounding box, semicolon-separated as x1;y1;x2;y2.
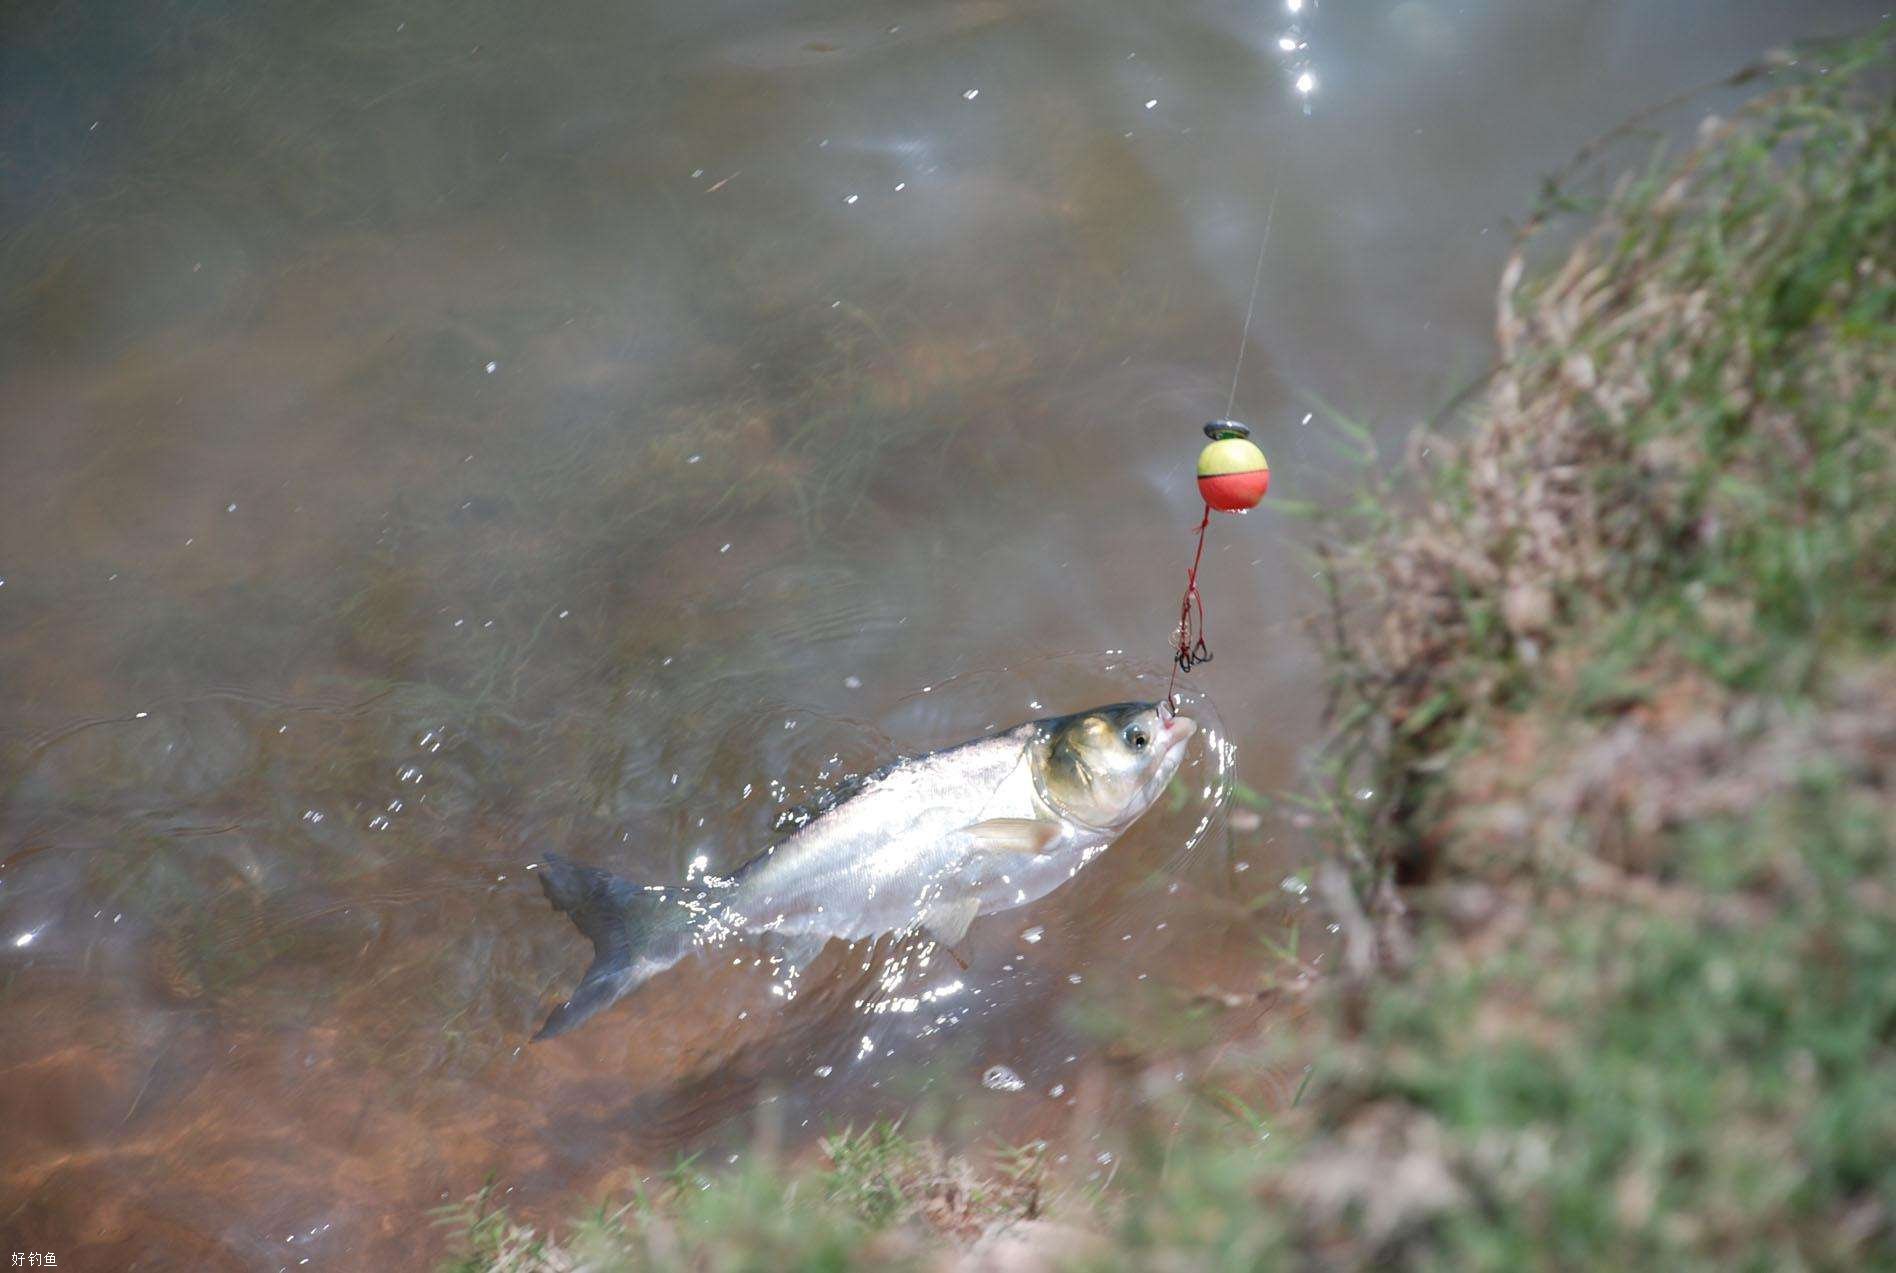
533;851;691;1040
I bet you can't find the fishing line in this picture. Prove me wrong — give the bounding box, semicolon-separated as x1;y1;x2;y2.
1166;181;1279;712
1225;182;1278;419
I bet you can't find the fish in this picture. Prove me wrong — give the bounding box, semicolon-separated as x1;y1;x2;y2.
532;701;1198;1039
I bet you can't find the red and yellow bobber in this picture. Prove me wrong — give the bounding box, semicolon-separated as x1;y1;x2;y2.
1196;420;1270;511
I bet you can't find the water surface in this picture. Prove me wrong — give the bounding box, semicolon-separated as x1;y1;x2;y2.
1;0;1883;1264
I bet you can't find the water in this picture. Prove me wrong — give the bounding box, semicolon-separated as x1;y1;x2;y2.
1;0;1882;1263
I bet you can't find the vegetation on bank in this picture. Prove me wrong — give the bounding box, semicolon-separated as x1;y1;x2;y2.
1283;33;1894;1267
439;35;1895;1271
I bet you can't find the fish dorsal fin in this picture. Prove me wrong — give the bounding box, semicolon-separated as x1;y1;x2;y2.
960;817;1061;856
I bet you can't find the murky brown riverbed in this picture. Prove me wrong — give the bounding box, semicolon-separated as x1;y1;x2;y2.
1;0;1883;1265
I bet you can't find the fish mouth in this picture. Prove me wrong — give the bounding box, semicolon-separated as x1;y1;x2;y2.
1159;714;1197;755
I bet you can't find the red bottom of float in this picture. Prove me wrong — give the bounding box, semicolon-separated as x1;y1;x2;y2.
1196;467;1270;512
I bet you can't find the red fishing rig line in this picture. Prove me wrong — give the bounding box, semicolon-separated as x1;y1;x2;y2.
1166;420;1270;712
1166;179;1278;711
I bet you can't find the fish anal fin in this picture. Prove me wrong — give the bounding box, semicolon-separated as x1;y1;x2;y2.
922;896;981;947
960;817;1061;855
760;928;835;975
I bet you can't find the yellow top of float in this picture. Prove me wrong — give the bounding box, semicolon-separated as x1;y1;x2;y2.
1197;435;1268;477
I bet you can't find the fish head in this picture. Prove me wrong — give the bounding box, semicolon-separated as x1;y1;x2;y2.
1032;701;1197;831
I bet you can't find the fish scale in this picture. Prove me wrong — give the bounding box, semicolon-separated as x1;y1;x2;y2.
735;727;1038;940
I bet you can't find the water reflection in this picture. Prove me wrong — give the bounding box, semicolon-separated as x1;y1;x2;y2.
2;0;1884;1263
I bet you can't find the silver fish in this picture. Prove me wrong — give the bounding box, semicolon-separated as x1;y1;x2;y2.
533;701;1197;1039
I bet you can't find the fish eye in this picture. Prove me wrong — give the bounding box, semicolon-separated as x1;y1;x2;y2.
1123;725;1149;751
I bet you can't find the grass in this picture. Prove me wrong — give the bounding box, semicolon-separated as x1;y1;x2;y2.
433;1123;1050;1272
436;31;1896;1272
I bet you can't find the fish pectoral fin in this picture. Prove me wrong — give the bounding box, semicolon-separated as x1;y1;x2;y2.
921;896;982;948
960;817;1062;856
